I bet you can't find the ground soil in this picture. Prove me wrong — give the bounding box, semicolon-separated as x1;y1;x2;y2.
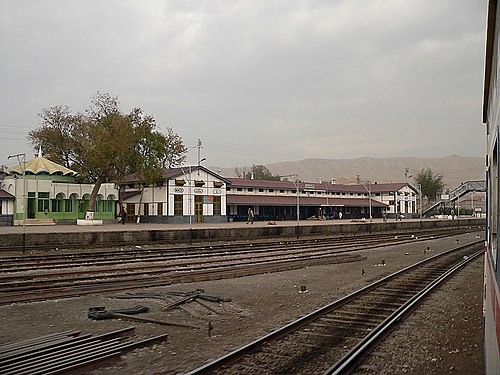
0;231;485;374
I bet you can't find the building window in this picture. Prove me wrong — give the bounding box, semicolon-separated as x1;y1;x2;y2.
105;200;113;212
158;202;163;216
174;195;183;216
144;203;149;216
38;192;50;213
259;189;264;192
248;188;253;192
175;179;186;186
269;189;274;193
51;196;64;212
66;195;77;212
280;190;285;193
95;196;103;213
213;196;221;216
237;188;243;191
227;187;231;191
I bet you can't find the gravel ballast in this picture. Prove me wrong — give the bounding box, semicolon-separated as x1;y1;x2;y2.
0;232;485;374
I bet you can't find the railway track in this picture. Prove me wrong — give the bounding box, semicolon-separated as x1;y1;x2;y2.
186;240;483;375
0;228;479;305
0;227;476;272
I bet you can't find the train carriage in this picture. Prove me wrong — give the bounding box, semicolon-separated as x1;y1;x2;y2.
483;1;500;373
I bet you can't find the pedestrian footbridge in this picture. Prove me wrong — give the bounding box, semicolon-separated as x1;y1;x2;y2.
422;180;485;216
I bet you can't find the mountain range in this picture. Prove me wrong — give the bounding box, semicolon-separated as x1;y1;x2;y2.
215;155;485;191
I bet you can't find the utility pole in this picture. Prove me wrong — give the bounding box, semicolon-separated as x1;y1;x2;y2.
8;153;26;253
197;139;203;166
279;174;299;238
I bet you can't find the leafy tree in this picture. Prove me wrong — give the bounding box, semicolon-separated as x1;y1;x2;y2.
414;168;444;201
29;92;186;218
235;164;281;180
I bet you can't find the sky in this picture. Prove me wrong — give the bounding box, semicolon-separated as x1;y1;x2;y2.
0;0;487;169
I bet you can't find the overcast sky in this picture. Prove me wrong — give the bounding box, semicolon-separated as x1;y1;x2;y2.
0;0;487;168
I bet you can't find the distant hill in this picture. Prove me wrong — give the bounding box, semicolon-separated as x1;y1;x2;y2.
214;155;484;190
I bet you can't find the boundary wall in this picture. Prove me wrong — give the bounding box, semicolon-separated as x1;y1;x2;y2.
0;218;485;251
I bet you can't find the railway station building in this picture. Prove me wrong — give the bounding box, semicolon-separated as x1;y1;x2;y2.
0;152;118;225
120;167;418;223
0;153;418;225
225;178;418;221
119;165;229;224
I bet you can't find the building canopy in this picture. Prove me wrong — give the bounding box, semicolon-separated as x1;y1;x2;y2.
4;151;77;177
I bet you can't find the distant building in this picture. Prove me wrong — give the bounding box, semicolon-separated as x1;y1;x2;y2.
0;152;118;225
225;178;417;221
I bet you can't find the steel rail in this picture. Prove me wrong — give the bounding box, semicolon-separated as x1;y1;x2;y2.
185;240;483;374
0;225;480;254
0;229;476;282
0;229;459;269
324;248;484;374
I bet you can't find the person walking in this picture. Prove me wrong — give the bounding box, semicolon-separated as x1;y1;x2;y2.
247;207;254;224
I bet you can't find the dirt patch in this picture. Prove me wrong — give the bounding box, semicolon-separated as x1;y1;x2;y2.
0;233;484;374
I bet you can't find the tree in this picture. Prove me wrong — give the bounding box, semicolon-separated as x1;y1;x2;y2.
234;164;281;180
29;92;186;219
414;168;444;201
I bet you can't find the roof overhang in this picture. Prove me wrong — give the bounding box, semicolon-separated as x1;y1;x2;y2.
483;0;497;123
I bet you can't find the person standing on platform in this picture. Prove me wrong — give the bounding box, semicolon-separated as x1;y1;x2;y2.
247;207;254;224
120;205;127;225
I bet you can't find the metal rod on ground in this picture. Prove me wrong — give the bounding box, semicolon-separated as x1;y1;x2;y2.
164;292;202;310
111;312;200;329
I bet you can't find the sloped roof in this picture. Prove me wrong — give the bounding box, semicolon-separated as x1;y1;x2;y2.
0;190;15;200
120;165;230;184
227;194;387;207
5;155;77;177
227;178;412;194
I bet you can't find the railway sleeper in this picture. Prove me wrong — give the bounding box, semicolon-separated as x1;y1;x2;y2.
346;303;400;312
377;287;421;295
298;330;363;342
1;339;124;374
327;310;388;321
318;317;379;328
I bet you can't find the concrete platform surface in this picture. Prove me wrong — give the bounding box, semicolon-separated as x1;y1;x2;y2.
0;217;476;234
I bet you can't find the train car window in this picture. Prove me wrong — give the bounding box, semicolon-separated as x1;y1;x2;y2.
491;141;498;268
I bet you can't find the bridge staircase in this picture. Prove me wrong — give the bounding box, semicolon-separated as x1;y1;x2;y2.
422;180;485;217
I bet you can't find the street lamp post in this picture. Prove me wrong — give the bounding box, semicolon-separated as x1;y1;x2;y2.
295;179;299;238
280;174;299;238
404;168;412;218
8;153;26;252
418;184;423;228
362;181;372;223
179;165;193;245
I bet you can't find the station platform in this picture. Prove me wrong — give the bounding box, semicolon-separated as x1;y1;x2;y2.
0;217;485;251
